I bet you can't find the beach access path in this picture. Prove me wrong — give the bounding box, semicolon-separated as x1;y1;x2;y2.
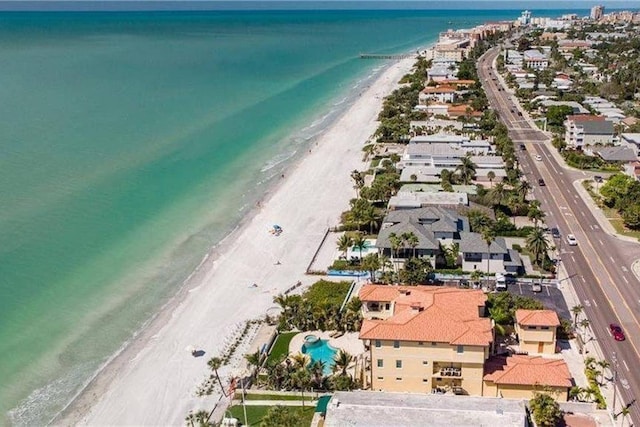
62;56;415;426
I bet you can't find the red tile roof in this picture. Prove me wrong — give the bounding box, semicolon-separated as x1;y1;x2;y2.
422;85;457;94
515;310;560;327
567;115;605;122
359;285;492;346
483;355;572;388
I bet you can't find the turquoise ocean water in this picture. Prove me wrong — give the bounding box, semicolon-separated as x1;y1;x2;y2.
0;8;544;425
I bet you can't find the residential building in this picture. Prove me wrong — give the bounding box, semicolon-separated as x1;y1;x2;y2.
483;355;571;401
538;100;588;115
388;190;468;209
359;285;493;395
593;146;637;162
517;10;531;26
523;49;549;70
419;85;457;104
375;208;521;273
564;115;615;148
624;161;640;181
323;391;528;427
621;133;640;153
514;309;560;354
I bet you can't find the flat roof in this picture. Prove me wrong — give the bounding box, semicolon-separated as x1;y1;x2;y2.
324;391;527;427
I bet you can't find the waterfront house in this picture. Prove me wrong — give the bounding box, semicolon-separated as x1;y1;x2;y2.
419;85;457;104
564;115;615;148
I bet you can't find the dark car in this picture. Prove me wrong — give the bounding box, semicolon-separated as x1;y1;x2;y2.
594;175;603;183
538;178;545;186
609;324;625;341
551;227;561;239
519;144;526;151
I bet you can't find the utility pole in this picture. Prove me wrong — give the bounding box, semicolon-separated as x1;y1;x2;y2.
612;352;619;419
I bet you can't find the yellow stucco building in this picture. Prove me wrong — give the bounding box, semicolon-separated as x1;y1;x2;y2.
358;285;572;401
514;309;560;354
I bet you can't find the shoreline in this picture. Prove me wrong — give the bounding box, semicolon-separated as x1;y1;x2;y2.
56;55;416;426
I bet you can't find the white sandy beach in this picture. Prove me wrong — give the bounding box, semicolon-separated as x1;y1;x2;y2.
61;56;415;426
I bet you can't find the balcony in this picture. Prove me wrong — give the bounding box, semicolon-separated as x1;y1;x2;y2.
432;367;463;378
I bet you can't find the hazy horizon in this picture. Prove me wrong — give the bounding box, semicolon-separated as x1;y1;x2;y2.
1;0;639;12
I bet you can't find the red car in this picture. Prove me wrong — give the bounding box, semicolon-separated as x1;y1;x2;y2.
609;324;625;341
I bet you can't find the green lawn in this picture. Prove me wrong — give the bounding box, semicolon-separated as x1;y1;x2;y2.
228;405;314;426
234;392;314;401
265;331;297;365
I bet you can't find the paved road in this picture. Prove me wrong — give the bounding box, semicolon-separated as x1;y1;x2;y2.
478;47;640;423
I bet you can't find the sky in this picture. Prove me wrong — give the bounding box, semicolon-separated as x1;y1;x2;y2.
0;0;639;11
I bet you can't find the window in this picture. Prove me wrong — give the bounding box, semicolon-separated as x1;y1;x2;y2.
377;359;384;368
375;340;381;348
541;326;550;330
396;360;402;368
377;376;384;381
393;340;400;348
418;341;424;346
396;377;403;381
422;361;429;365
422;379;429;382
385;303;390;310
457;345;464;354
431;342;437;346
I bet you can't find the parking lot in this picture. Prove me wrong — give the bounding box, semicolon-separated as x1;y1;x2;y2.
508;281;570;321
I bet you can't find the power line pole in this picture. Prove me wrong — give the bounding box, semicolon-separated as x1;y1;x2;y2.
612;352;619;420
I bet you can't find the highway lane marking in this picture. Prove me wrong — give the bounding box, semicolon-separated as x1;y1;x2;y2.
610;256;616;263
623;276;629;284
622;266;628;272
584;300;591;307
623;360;630;372
599;239;605;245
593;300;598;308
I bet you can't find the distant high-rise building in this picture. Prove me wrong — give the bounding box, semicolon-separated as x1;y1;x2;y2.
590;5;605;20
518;10;532;25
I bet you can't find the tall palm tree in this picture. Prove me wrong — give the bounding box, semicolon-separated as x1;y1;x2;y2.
352;232;367;261
332;349;354;377
245;351;262;378
527;200;546;228
337;234;353;259
526;227;549;267
290;353;310;370
570;304;584;328
290;368;312;408
596;360;610;385
489;182;507;215
362;206;380;234
456;153;477;185
405;232;419;258
309;360;326;389
516;179;532;203
481;227;496;282
388;232;402;272
361;253;381;282
487;170;496;187
351;170;364;198
207;357;227;396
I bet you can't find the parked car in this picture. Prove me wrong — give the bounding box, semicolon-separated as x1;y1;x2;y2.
538;178;545;186
566;234;578;246
594;175;603;183
551;227;561;239
609;324;625;341
535;154;542;161
532;282;542;293
519;144;526;151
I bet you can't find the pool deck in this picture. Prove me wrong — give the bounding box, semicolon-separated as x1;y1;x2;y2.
289;331;365;360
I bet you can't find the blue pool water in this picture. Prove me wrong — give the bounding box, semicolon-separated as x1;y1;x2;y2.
302;338;337;376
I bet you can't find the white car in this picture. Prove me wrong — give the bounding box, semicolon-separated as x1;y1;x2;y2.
566;234;578;246
535;154;542;161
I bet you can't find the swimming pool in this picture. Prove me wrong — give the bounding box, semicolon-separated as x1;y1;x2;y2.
301;335;337;376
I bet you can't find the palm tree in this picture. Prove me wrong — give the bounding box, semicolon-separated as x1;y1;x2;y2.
260;405;297;427
309;360;326;389
527;200;546;228
361;253;381;282
489;182;507;215
570;304;584;328
351;170;364;198
456;153;477;185
405;232;419;258
290;353;310;370
596;360;610;385
333;349;354;377
352;232;367;261
481;227;496;282
337;234;353;259
207;357;227;396
290;368;312;408
245;351;262;378
579;319;591;344
362;206;380;234
388;232;402;272
526;227;549;266
516;179;532;203
487;170;496;187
